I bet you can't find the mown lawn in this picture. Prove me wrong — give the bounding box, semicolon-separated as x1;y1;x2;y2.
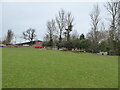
2;48;118;88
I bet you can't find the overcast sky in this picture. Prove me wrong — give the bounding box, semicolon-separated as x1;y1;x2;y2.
1;2;109;43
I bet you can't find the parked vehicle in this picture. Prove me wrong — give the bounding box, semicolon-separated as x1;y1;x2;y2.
34;46;42;48
0;44;6;47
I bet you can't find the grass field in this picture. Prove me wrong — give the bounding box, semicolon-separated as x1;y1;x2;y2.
2;48;118;88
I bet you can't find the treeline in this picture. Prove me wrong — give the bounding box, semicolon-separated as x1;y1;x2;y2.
1;28;37;45
43;2;120;55
1;2;120;55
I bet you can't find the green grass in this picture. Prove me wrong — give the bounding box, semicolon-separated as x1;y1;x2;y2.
2;48;118;88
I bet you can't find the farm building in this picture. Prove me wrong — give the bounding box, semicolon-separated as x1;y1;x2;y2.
16;40;43;47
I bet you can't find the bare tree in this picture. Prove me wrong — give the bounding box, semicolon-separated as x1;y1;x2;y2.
63;32;67;41
65;12;74;41
4;29;14;44
118;1;120;41
46;19;56;46
56;9;66;43
89;4;101;53
117;1;120;55
23;28;36;42
105;2;118;40
105;2;119;54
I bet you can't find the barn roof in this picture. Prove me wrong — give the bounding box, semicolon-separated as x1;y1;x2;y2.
16;40;43;45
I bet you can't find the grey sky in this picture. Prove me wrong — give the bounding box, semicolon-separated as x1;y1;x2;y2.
1;2;109;43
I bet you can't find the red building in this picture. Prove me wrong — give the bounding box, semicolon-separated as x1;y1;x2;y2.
33;40;43;48
16;40;43;48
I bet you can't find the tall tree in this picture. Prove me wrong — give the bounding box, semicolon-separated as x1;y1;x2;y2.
46;19;56;46
118;1;120;39
5;29;14;44
65;12;74;41
89;4;101;53
23;28;36;42
117;1;120;55
56;9;66;43
63;32;67;41
105;2;119;54
118;1;120;40
105;2;118;39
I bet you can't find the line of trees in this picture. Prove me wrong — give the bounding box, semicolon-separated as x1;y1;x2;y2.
44;9;74;44
1;2;120;55
43;9;74;48
43;2;120;55
2;28;37;45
